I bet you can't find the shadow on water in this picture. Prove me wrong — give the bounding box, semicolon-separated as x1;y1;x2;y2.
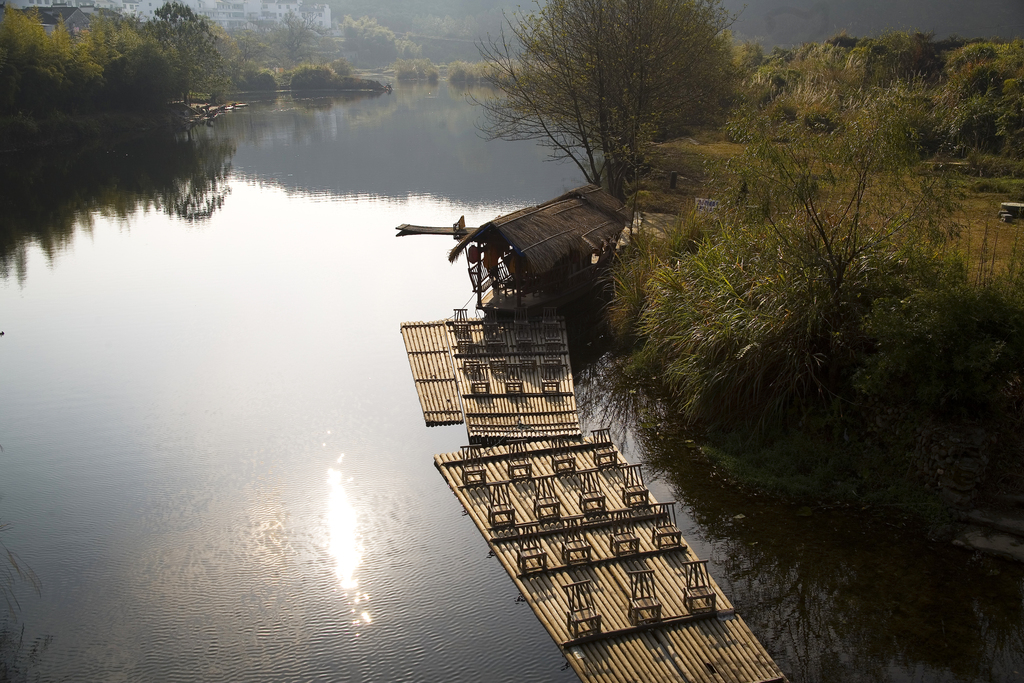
568;350;1024;683
0;133;235;283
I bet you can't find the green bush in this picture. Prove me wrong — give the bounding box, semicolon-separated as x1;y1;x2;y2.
857;275;1024;418
966;151;1024;178
446;60;492;84
392;58;438;82
614;88;951;430
233;66;277;92
329;58;353;78
290;64;335;90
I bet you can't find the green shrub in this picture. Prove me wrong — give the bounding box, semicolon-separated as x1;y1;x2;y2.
446;60;493;84
968;178;1024;195
615;89;951;430
857;275;1024;418
329;58;353;78
289;64;339;90
966;151;1024;178
392;58;438;82
234;67;277;92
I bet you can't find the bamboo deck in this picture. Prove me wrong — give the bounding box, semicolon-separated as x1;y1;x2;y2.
401;309;786;683
401;313;581;441
433;438;786;683
400;321;464;426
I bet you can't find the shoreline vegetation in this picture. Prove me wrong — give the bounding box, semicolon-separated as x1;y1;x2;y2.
0;3;393;152
611;32;1024;538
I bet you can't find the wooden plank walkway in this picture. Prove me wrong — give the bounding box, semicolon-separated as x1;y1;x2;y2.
401;310;582;442
434;436;787;683
400;321;464;426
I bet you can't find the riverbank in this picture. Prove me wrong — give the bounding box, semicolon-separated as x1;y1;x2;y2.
612;112;1024;550
0;79;390;154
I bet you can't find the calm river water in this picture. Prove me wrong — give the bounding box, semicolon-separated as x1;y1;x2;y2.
1;84;1022;683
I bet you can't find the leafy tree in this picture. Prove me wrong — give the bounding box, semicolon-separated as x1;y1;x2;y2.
0;7;102;114
478;0;735;200
86;15;175;110
146;2;224;103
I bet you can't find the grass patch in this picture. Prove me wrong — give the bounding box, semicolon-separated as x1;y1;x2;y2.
634;128;742;215
967;177;1024;197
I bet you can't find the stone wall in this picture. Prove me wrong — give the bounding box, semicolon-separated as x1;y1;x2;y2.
915;423;994;509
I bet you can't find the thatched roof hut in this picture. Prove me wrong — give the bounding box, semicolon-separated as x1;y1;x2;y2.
448;185;628;273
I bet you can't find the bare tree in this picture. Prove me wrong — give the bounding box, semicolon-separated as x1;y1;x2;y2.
272;12;322;67
478;0;734;200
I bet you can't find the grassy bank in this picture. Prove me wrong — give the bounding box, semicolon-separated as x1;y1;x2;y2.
612;70;1024;520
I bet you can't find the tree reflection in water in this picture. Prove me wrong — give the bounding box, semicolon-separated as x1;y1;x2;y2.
0;133;234;283
573;350;1024;683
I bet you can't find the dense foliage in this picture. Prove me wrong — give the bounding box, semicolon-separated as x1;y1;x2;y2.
611;31;1024;509
617;90;951;428
0;4;220;115
745;33;1024;162
0;4;381;129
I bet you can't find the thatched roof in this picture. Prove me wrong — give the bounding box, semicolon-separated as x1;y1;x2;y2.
448;185;628;273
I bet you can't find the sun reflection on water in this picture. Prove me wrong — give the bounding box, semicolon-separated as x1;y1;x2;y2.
327;454;362;591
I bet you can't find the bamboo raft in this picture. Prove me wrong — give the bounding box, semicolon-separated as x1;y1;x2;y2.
401;309;787;682
401;309;581;441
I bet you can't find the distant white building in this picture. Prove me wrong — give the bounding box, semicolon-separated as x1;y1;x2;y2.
136;0;331;29
248;0;330;29
5;0;330;30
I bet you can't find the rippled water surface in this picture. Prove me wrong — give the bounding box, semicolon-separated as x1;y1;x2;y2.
2;84;1023;683
1;85;584;683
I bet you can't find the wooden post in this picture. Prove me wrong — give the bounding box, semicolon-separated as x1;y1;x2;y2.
515;255;523;309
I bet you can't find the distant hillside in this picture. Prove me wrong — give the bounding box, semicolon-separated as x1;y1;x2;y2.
723;0;1024;47
325;0;1022;62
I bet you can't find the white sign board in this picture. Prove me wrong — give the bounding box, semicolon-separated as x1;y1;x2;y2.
695;198;719;213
